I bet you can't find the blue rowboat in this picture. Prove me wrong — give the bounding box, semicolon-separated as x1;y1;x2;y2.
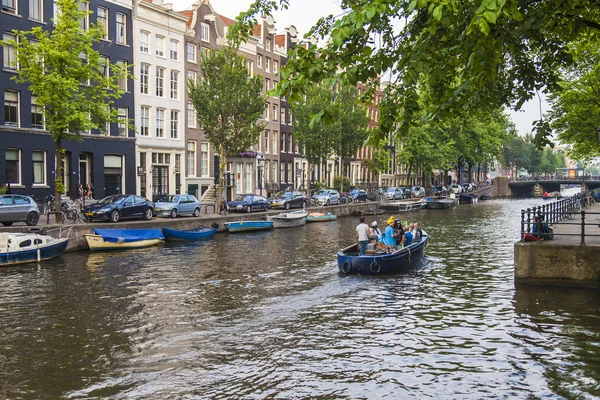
336;232;428;275
0;232;69;266
224;220;274;233
306;212;337;222
162;226;217;241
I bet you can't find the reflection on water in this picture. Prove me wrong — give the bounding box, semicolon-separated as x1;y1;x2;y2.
0;198;599;399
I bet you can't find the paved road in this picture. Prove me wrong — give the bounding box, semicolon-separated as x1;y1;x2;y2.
542;200;600;246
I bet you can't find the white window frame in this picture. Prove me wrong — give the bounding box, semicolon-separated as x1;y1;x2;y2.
139;30;149;53
116;60;127;92
3;32;17;70
187;101;196;128
187;70;197;86
257;54;262;68
200;142;208;177
272;131;277;155
155;108;164;137
5;148;21;185
78;1;89;30
265;37;271;51
115;12;126;45
272;104;277;121
31;96;44;129
187;141;196;176
156;67;164;97
155;35;164;57
97;7;108;39
2;0;17;15
186;42;196;63
4;90;19;127
140;63;149;94
117;107;128;137
170;70;178;99
169;39;178;60
265;57;270;72
32;150;46;185
273;60;278;74
170;110;178;139
272;161;277;183
29;0;43;21
140;106;149;136
200;23;210;42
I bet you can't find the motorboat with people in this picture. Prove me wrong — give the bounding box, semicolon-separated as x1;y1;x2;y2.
267;209;308;228
84;228;165;251
336;230;428;275
0;227;70;266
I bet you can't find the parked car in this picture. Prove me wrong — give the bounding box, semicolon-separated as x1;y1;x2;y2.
349;189;368;202
154;194;201;218
411;186;426;198
0;194;40;226
449;184;463;194
431;186;448;196
83;194;154;222
312;189;340;205
227;194;270;213
384;187;405;200
397;187;412;198
268;191;307;210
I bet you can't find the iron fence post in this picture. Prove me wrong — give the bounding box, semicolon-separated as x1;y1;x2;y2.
581;210;586;246
526;208;531;233
521;210;525;241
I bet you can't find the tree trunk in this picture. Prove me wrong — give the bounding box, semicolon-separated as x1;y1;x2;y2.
55;140;64;224
407;165;412;186
306;163;312;196
216;147;226;213
339;157;344;194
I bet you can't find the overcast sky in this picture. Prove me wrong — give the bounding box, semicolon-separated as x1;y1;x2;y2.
170;0;545;137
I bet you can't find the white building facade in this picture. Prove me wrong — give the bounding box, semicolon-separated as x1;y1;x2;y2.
133;0;188;200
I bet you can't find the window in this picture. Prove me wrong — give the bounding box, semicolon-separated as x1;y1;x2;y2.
280;106;285;124
272;104;277;121
170;70;178;99
155;35;164;57
288;133;292;154
32;150;45;184
265;38;271;51
78;1;88;30
170;39;178;60
31;96;44;129
281;133;285;153
187;101;196;128
273;60;278;73
187;70;196;86
3;33;16;70
280;162;285;184
4;90;19;127
257;54;262;68
272;131;277;154
2;0;17;14
264;130;269;154
116;60;127;91
115;12;126;44
264;160;269;182
140;30;149;53
200;142;208;176
175;154;181;174
265;57;270;72
265;103;269;121
187;141;196;176
170;110;178;139
140;106;149;136
265;78;270;92
245;60;253;76
52;0;58;23
5;149;20;184
200;23;209;42
186;42;196;62
30;0;43;21
117;107;127;136
140;63;149;94
272;161;277;183
155;108;164;137
156;67;164;97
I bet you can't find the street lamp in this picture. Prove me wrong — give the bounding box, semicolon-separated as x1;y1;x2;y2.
257;154;265;196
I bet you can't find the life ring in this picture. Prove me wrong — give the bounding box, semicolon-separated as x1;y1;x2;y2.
341;260;352;274
370;260;381;274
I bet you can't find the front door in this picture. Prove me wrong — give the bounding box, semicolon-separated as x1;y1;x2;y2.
152;166;169;202
104;175;120;196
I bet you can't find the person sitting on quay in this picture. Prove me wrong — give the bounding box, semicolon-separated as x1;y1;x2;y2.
404;223;414;246
356;216;370;255
369;221;383;241
383;216;399;251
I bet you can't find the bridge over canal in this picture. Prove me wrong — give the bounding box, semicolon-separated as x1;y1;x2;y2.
500;178;600;197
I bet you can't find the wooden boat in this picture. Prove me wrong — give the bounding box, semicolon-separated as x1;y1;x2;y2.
459;194;478;204
0;229;70;266
427;197;456;209
381;199;424;212
267;209;308;228
224;220;274;233
480;193;492;200
85;228;164;251
353;209;385;216
306;212;337;222
337;231;428;275
162;225;217;241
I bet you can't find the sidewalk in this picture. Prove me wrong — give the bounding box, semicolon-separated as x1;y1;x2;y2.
545;201;600;246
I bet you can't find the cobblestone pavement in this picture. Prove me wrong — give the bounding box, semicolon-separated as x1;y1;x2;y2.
534;200;600;246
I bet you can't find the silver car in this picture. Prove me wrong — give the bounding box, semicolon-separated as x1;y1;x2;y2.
0;194;40;226
154;194;201;218
312;189;340;205
384;187;404;200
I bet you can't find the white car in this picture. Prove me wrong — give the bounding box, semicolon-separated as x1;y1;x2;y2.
312;189;340;205
449;184;463;194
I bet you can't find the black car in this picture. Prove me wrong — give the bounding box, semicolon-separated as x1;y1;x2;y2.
83;194;154;222
349;189;368;202
268;191;307;209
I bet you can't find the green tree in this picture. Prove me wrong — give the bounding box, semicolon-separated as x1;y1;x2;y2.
233;0;600;148
1;0;130;221
188;46;265;211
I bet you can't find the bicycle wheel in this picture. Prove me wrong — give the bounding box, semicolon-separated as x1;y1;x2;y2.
566;207;575;220
65;209;76;223
77;212;90;224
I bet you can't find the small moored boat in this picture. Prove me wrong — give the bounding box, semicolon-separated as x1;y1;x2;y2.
381;199;424;212
267;209;308;228
427;197;457;209
0;228;70;266
162;224;218;241
224;220;274;233
306;212;337;222
459;194;478;204
85;229;164;251
480;193;493;200
337;231;428;275
353;209;385;216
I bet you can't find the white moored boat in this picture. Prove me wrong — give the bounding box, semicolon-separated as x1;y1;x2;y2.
266;209;308;228
0;227;71;266
84;229;164;251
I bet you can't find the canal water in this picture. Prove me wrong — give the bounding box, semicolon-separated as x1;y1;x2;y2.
1;197;599;399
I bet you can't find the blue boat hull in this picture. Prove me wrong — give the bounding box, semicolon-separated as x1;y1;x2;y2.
336;236;427;275
0;239;69;266
225;221;274;232
162;227;216;240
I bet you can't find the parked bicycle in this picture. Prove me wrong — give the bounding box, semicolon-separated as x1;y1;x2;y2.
64;206;90;224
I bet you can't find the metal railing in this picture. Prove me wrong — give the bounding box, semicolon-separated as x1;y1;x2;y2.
520;195;597;245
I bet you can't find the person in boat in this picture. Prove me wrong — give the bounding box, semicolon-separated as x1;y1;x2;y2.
383;216;399;250
404;223;414;246
356;216;370;255
369;221;383;241
412;222;422;243
393;219;404;246
543;191;549;197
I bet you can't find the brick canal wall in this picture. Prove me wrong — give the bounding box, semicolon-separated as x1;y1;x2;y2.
2;202;382;253
514;242;600;287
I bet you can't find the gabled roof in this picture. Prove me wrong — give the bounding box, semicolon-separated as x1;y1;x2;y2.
179;10;193;28
218;14;236;26
274;34;285;48
253;24;261;37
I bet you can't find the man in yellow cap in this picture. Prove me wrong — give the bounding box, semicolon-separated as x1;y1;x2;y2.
383;216;398;249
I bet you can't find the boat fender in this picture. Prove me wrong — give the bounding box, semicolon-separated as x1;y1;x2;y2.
341;260;352;274
370;260;381;274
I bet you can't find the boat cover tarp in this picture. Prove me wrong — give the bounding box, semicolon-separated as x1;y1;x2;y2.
93;229;164;243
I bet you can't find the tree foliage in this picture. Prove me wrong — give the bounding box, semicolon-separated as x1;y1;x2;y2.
1;0;130;219
188;45;265;210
